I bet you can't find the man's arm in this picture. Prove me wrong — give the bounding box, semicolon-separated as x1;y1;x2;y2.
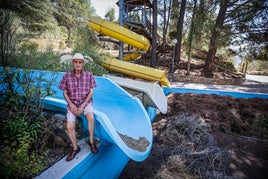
77;88;94;114
63;89;78;115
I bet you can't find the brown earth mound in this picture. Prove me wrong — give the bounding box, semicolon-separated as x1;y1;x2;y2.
119;93;268;179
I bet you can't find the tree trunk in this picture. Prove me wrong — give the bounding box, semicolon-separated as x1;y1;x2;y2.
186;0;197;76
244;61;248;74
161;0;171;50
151;0;157;68
0;24;5;67
175;0;186;63
0;11;8;67
204;0;228;77
67;26;72;46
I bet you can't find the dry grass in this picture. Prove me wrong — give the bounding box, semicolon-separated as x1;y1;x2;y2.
154;114;232;178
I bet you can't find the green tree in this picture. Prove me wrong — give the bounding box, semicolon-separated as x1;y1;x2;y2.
0;0;58;67
204;0;267;77
0;0;57;31
105;7;116;21
169;0;179;39
158;0;172;49
0;10;20;67
229;0;268;62
52;0;93;46
204;0;228;77
192;0;216;49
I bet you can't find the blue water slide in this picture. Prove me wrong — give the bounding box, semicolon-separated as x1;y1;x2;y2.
26;69;154;162
0;68;158;178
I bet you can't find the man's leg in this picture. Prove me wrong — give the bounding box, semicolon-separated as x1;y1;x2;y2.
84;104;98;154
65;111;80;161
66;121;79;150
85;112;95;144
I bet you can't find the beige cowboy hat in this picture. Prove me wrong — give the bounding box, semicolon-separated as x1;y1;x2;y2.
72;53;89;63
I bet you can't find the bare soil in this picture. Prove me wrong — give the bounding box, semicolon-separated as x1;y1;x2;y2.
119;51;268;179
119;93;268;179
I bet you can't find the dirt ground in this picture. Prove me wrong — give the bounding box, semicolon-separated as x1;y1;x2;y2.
119;93;268;179
119;52;268;179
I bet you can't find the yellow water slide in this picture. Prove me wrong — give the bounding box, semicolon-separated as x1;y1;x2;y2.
88;17;170;87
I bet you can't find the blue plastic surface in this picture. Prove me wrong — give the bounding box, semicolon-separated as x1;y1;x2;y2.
164;86;268;99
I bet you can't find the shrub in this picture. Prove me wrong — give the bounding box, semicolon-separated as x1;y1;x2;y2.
0;68;54;178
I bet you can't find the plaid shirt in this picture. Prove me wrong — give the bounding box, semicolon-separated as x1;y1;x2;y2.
59;70;97;107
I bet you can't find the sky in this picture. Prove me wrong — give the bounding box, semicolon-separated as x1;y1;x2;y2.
90;0;119;19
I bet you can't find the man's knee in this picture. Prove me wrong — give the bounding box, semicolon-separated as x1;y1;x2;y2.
86;112;94;122
66;122;75;131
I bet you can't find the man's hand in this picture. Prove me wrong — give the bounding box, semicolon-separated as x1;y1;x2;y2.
77;103;86;115
69;103;79;115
